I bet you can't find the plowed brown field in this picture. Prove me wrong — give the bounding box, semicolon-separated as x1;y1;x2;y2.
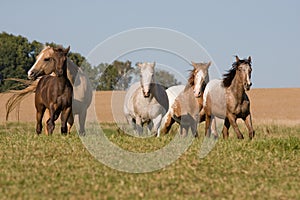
1;88;300;125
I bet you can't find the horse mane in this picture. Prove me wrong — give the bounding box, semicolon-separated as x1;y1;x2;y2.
187;68;196;87
222;58;251;87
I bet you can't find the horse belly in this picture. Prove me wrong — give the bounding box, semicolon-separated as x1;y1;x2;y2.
206;80;227;119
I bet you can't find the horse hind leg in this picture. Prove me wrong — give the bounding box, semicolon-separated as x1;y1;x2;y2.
210;115;219;139
78;109;87;135
67;113;74;134
222;117;230;139
205;113;212;137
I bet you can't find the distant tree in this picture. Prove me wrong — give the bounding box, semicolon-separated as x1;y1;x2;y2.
0;32;41;92
155;69;181;88
97;60;133;90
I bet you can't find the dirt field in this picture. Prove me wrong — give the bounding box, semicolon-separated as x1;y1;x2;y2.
1;88;300;125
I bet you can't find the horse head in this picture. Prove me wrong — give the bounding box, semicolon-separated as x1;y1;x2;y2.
190;61;211;97
136;62;155;98
235;56;252;91
28;46;70;80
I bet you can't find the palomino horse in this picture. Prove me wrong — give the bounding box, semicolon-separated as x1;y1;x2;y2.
160;61;211;137
123;62;169;136
203;56;254;139
35;47;72;135
27;46;92;135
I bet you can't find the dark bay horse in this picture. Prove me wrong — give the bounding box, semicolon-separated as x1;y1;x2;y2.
35;47;73;135
160;61;211;137
203;56;254;139
27;46;92;135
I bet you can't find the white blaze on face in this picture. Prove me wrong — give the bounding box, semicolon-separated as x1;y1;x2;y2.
141;65;154;96
27;52;44;78
193;70;204;97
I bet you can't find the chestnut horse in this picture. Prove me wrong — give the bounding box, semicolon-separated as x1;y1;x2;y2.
203;56;254;139
35;47;72;135
160;61;211;137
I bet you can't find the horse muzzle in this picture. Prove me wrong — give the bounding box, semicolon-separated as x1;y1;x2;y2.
193;90;201;98
143;91;150;98
28;70;42;80
244;82;252;91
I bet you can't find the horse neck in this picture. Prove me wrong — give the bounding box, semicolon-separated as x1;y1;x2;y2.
229;73;245;102
66;58;79;85
184;76;208;93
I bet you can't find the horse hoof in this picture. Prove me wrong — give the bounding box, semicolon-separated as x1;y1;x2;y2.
78;132;86;136
238;135;244;140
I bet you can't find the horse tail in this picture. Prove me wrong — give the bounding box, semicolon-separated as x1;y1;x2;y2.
5;78;39;121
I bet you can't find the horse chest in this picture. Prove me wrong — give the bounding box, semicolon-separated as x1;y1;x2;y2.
226;97;249;116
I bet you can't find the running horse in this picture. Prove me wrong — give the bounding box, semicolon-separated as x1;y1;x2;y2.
27;46;92;135
203;56;255;139
123;62;169;136
160;61;211;137
35;47;72;135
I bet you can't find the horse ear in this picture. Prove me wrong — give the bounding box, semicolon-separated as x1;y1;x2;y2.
248;56;252;63
64;46;70;55
235;55;240;62
136;62;142;68
206;61;212;68
151;62;156;68
191;61;196;68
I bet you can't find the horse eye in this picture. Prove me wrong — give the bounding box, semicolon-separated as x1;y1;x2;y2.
44;58;50;62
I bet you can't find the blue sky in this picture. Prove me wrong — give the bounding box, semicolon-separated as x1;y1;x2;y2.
1;0;299;88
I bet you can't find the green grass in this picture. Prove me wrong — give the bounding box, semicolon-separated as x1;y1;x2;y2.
0;122;299;199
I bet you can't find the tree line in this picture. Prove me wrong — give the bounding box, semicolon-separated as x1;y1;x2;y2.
0;32;180;92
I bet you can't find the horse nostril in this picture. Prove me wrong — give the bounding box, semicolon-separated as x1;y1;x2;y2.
250;82;252;87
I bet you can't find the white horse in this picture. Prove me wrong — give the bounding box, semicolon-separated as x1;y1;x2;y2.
123;62;169;136
27;46;92;135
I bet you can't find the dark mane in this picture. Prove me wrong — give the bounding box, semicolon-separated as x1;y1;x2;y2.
222;58;251;87
188;68;196;87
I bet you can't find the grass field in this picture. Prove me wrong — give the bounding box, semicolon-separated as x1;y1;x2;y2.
0;122;299;199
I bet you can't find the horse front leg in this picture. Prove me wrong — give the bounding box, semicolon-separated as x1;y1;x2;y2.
227;113;244;139
47;104;57;135
61;107;72;135
244;114;255;140
205;113;211;137
36;106;45;135
43;109;50;135
151;114;163;136
135;116;143;136
190;119;198;138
